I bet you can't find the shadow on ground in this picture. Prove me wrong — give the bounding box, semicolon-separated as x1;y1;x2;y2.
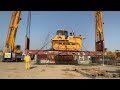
30;66;37;69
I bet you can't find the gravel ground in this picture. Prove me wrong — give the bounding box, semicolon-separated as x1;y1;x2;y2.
0;60;120;79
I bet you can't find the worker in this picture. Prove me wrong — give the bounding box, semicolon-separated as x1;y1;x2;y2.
24;52;31;70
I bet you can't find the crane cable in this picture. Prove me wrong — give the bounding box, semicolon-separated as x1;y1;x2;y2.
40;32;50;50
81;43;98;56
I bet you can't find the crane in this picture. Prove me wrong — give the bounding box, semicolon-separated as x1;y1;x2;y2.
25;11;31;51
94;11;104;52
94;11;120;65
2;11;22;62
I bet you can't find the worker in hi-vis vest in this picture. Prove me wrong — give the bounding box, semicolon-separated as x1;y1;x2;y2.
24;53;31;70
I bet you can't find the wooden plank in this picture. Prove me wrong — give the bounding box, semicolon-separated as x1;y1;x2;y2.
75;68;120;78
75;68;97;78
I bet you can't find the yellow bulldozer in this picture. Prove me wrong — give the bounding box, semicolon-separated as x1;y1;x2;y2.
51;29;83;51
50;29;84;64
105;50;120;65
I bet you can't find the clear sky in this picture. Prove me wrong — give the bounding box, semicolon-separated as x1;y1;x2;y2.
0;11;120;52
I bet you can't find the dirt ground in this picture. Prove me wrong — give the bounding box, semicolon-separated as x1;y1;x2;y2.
0;60;120;79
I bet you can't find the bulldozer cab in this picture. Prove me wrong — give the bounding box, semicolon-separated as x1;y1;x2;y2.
56;30;68;39
14;45;21;53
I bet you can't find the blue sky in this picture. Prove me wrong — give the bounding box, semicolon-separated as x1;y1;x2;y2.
0;11;120;52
